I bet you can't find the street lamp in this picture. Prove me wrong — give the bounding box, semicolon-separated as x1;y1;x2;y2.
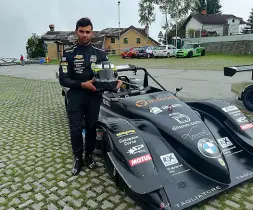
118;1;121;55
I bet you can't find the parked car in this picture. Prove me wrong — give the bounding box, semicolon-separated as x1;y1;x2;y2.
136;46;153;58
176;43;205;58
152;44;178;58
121;47;137;58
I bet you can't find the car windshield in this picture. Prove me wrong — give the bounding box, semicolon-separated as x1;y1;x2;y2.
181;44;193;49
157;46;166;50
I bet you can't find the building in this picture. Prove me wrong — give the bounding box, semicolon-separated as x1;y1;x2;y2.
41;24;159;59
182;9;248;38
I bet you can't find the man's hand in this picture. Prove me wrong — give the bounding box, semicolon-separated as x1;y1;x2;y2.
117;79;122;89
81;80;96;91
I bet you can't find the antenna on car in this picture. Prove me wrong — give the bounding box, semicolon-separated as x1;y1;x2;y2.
174;87;183;96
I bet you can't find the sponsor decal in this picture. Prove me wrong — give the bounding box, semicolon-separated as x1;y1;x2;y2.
182;126;211;140
74;55;83;59
74;68;83;74
129;154;152;167
62;66;68;73
61;57;66;62
60;62;68;66
217;137;233;149
175;186;221;208
236;170;253;180
74;59;84;63
229;110;241;117
222;105;238;112
135;95;177;107
160;153;178;167
169;112;191;124
102;99;110;107
127;144;146;155
240;123;253;130
197;138;222;158
236;116;248;123
116;129;136;137
172;121;202;131
218;158;226;167
162;104;182;110
150;107;162;114
119;135;138;145
90;55;97;63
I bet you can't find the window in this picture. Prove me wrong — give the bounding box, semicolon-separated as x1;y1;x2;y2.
111;38;115;43
136;38;140;44
124;38;128;44
112;50;116;54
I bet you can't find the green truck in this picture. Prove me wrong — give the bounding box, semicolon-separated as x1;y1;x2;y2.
176;43;205;58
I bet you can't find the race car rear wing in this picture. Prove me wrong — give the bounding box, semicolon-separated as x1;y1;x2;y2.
224;64;253;79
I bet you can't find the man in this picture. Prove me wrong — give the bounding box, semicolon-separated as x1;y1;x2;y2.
58;17;121;175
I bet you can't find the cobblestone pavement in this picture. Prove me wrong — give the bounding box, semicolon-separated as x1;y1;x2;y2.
1;74;253;210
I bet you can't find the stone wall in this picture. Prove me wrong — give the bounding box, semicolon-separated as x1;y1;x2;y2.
202;40;253;55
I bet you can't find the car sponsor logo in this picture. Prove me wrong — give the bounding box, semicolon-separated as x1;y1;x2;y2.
162;104;182;110
160;153;178;167
236;116;248;123
217;137;233;149
135;95;177;107
116;129;136;137
197;138;221;158
127;144;146;155
74;55;83;59
62;66;68;73
218;158;226;167
119;135;138;145
90;55;97;63
60;62;68;66
182;126;211;140
172;121;202;131
222;105;238;112
240;123;253;130
229;110;241;117
129;154;152;167
61;57;66;62
150;107;162;114
169;112;191;124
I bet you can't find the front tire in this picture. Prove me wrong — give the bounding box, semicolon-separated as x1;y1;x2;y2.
201;50;205;56
242;85;253;111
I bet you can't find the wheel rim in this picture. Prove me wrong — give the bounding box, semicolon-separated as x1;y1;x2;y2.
245;89;253;106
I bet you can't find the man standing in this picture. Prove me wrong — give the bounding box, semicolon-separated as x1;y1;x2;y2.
58;17;121;175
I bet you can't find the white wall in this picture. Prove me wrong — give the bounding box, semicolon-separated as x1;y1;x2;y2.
185;18;203;38
182;33;253;43
227;18;240;34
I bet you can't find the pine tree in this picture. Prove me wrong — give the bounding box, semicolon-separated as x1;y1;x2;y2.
193;0;222;14
247;7;253;30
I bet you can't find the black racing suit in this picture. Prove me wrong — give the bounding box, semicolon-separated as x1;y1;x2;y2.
58;42;108;158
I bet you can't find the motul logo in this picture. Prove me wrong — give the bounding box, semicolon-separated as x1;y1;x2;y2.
129;154;152;167
240;123;253;130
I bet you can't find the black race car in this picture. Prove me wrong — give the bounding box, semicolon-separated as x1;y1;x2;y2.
56;65;253;210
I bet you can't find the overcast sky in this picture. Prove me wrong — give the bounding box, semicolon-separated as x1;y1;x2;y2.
0;0;252;58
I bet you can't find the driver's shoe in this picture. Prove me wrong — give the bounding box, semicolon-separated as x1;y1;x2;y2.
84;154;96;169
72;156;84;175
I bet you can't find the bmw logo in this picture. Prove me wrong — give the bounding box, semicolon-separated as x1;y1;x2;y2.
197;138;221;158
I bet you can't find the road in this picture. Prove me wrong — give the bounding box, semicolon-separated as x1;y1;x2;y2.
0;64;251;107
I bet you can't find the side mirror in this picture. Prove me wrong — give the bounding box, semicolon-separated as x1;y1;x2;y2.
175;87;183;96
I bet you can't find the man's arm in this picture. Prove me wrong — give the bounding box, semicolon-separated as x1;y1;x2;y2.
58;51;82;89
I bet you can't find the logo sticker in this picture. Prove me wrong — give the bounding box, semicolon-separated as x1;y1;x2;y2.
135;95;177;107
197;138;221;158
90;55;97;63
127;144;146;155
236;116;248;123
222;105;238;112
74;55;83;59
150;107;162;114
240;123;253;130
217;137;233;149
169;112;191;124
62;66;68;73
135;100;148;107
218;158;226;167
61;57;66;62
116;129;136;137
160;153;178;167
61;62;68;66
129;154;152;167
182;126;211;140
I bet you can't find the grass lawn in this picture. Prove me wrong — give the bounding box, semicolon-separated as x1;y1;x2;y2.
47;53;253;71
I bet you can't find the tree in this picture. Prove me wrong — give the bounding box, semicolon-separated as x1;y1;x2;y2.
138;0;156;43
26;34;46;58
193;0;222;14
247;7;253;30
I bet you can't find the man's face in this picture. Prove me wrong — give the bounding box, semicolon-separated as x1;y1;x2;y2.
75;25;93;45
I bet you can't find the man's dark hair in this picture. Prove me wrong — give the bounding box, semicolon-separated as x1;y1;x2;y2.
76;17;93;30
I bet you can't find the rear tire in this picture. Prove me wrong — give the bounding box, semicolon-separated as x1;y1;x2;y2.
188;51;193;58
201;50;205;56
242;85;253;111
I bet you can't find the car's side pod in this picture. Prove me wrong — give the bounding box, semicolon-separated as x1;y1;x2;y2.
97;117;158;179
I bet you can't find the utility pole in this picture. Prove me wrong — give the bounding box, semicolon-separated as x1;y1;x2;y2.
175;4;179;48
118;1;121;55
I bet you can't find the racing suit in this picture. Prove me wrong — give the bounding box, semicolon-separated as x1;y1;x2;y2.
58;42;108;171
